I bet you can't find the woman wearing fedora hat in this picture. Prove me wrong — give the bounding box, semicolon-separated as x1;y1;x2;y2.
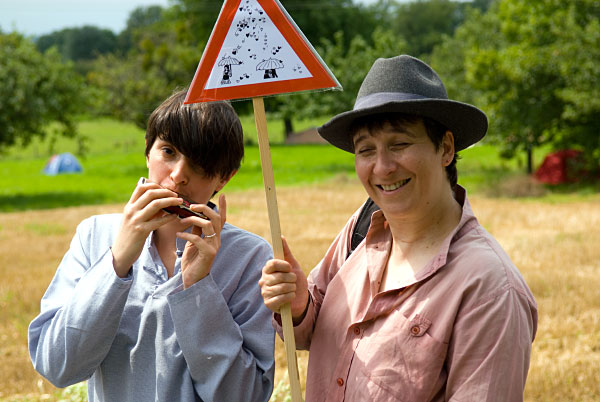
259;55;538;401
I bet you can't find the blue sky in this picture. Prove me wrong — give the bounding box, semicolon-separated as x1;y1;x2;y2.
0;0;171;36
0;0;382;37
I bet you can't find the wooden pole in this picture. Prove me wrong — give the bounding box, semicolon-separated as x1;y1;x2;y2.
252;97;303;402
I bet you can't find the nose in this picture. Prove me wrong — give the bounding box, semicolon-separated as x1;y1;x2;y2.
169;157;190;185
372;148;397;176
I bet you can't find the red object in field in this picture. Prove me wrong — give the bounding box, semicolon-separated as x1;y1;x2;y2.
534;149;585;184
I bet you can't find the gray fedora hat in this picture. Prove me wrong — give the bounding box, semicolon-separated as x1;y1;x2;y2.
317;55;488;153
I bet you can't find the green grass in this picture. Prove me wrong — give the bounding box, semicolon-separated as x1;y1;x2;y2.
0;117;597;213
2;118;147;160
459;144;600;201
458;143;531;192
0;144;357;212
0;117;354;212
2;114;328;159
239;114;331;145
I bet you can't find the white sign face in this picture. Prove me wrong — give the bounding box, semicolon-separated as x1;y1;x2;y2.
204;0;313;90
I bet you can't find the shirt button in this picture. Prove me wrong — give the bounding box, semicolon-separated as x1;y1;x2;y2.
336;378;344;386
411;325;420;335
353;327;361;335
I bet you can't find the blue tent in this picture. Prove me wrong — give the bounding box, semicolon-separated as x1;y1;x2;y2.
43;152;83;175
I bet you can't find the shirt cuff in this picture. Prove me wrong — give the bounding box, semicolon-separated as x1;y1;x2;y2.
273;293;311;327
273;293;316;350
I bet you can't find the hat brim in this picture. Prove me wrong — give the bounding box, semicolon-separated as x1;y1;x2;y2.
317;99;488;153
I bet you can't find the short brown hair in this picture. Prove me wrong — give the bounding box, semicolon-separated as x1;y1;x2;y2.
145;88;244;179
350;113;459;191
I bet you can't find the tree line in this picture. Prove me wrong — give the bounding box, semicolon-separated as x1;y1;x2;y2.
1;0;598;175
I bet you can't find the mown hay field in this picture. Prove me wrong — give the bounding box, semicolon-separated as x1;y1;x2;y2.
1;179;599;401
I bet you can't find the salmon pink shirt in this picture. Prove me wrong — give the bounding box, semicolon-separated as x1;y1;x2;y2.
275;186;537;401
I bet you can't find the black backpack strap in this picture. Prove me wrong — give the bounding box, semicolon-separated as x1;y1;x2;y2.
348;198;380;258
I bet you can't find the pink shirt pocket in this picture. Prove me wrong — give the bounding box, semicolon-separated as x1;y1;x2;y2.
347;311;448;401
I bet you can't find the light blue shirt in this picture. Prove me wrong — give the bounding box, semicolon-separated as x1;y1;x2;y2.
28;213;275;401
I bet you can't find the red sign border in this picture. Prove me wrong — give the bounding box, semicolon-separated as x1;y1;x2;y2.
185;0;339;103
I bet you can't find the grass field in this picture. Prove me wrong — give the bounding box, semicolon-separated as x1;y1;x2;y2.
1;117;599;401
0;117;357;211
2;116;587;213
1;180;599;401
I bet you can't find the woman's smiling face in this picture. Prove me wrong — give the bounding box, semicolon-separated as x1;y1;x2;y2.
353;118;454;220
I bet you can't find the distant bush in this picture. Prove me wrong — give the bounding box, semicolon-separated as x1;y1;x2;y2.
0;32;87;152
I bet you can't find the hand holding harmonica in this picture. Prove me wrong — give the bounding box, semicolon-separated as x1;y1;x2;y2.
138;177;208;220
111;177;191;277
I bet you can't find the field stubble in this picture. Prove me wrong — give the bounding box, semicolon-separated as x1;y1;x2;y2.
0;180;598;401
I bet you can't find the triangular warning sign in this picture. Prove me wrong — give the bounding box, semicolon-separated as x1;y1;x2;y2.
184;0;341;103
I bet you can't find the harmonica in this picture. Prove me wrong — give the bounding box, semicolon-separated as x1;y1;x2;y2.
138;177;208;219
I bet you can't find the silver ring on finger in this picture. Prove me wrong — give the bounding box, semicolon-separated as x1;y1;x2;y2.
204;233;217;238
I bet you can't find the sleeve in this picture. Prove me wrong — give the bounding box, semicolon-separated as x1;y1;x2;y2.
168;240;275;402
28;218;132;388
445;286;537;401
274;210;360;350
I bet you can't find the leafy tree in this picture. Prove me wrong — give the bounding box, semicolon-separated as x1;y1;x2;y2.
469;0;494;12
264;0;489;137
392;0;464;58
88;15;201;129
95;0;382;134
274;28;406;135
169;0;224;46
550;1;600;163
281;0;378;50
117;5;165;54
383;0;493;59
36;29;68;54
170;0;378;49
36;26;118;76
88;53;166;129
431;0;600;173
37;26;118;61
428;7;502;121
265;0;381;136
0;32;87;151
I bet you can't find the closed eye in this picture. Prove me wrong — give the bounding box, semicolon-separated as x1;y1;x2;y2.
391;143;410;150
356;147;375;155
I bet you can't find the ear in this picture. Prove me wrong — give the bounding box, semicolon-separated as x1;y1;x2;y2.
441;130;455;167
215;170;238;193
